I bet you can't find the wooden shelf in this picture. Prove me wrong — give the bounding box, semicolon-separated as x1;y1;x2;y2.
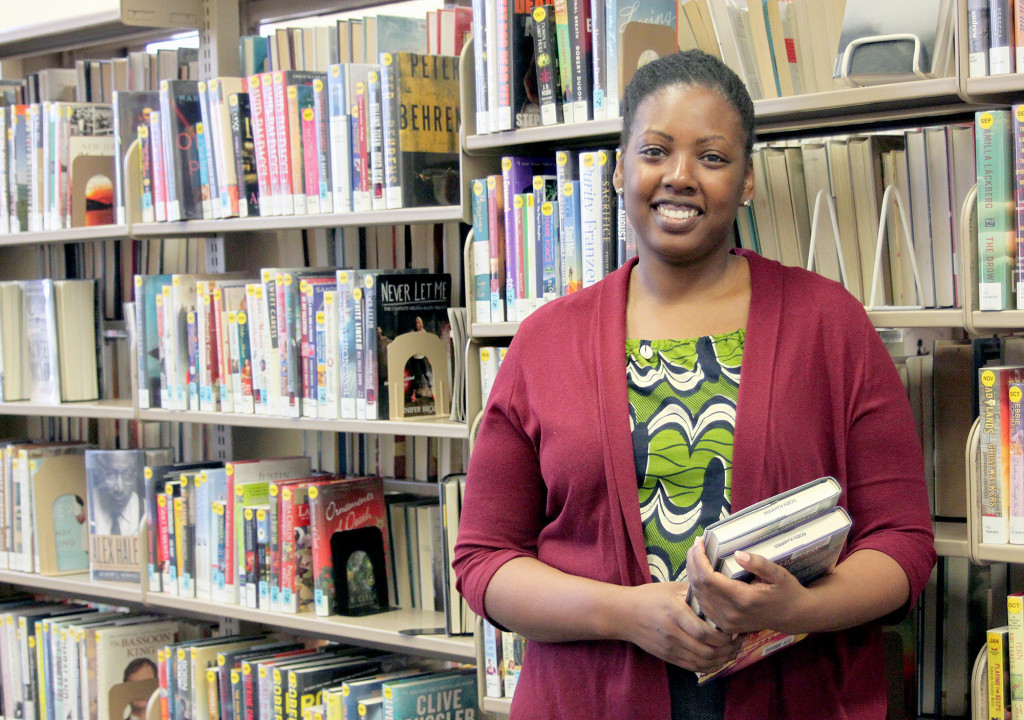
137;408;469;438
129;206;463;236
0;398;134;419
143;593;474;662
0;570;145;604
0;225;130;247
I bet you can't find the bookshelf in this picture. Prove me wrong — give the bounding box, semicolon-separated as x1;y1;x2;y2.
0;0;475;681
2;0;1023;716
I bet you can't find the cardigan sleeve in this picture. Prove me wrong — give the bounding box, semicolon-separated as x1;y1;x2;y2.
452;337;549;623
836;299;937;614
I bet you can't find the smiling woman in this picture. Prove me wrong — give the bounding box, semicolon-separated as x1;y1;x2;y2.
453;50;936;720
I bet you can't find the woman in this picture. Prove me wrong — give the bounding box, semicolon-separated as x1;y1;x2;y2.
453;50;936;720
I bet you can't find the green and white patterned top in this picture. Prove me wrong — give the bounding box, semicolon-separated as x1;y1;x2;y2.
626;330;744;582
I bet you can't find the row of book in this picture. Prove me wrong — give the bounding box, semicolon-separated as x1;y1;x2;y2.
967;0;1024;78
132;268;454;422
470;0;953;134
240;9;472;76
468;149;634;324
4;47;199;108
742;121;976;309
977;356;1024;546
984;590;1024;719
0;440;464;621
0;279;100;404
480;618;524;700
128;53;460;230
0;601;480;720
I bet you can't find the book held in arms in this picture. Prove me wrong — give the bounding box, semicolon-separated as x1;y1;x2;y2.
691;476;851;683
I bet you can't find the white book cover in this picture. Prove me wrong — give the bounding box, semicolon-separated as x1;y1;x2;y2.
579;151;602;288
22;280;60;404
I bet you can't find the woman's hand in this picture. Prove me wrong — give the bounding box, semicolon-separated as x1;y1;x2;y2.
615;581;744;673
684;538;808;636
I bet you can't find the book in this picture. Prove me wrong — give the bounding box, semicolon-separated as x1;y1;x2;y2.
980;366;1024;544
25;446;88;575
94;620;179;720
113;91;158;225
976;109;1015;310
379;52;460;209
698;476;842;569
991;625;1012;720
1009;592;1024;719
363;271;452;420
306;476;387;616
380;669;478;720
0;283;29;402
696;506;852;683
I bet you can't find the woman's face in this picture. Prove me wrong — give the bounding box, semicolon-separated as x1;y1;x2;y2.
614;83;753;267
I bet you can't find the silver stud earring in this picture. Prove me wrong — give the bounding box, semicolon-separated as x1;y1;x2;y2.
615;187;624;196
741;199;751;207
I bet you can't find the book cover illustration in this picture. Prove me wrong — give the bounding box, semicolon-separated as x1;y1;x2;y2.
306;476;387;617
368;272;452;420
381;668;478;720
87;452;147;581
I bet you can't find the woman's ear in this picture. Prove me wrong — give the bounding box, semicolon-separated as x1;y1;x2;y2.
612;156;624;195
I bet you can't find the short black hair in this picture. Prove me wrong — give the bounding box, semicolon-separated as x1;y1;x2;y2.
620;50;756;157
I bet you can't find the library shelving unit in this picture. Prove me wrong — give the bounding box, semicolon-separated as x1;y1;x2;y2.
0;0;475;671
456;3;1012;714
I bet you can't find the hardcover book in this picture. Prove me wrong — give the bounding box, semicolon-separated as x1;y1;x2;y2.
112;92;158;225
306;476;387;616
976;109;1015;310
26;445;89;575
381;668;478;720
94;620;179;720
159;80;204;221
379;52;460;209
363;272;452;420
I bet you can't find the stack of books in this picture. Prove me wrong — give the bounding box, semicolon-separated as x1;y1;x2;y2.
689;476;851;682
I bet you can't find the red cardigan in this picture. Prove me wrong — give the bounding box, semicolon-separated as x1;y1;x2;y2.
453;250;936;720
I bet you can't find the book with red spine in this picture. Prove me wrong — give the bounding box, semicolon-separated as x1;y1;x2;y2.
260;73;281;216
300;90;321;216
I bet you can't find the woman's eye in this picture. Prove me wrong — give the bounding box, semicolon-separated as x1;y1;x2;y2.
703;153;727;163
640;146;665;158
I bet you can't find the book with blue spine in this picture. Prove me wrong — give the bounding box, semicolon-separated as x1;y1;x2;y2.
471;179;491;323
312;78;333;214
381;668;478;720
194;86;216;219
561;179;583;295
540;199;561;302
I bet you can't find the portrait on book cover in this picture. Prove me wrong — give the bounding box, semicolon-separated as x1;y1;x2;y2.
87;450;144;537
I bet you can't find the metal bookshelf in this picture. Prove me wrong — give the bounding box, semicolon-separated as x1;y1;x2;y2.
0;398;135;419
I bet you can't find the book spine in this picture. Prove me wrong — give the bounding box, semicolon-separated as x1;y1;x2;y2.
157;489;173;593
597;148;614;276
565;0;592;122
977;109;1015;310
299;282;315;419
237;301;257;414
540;198;560;301
350;88;369;212
212;287;233;413
352;279;366;420
270;73;294;216
249;75;275;216
511;194;527;319
243;506;258;608
562;179;582;293
364;274;379;420
969;0;992;77
223;465;237;604
471;0;490;134
321;290;339;420
532;6;563;126
1009;593;1024;719
301;103;321;216
286;85;307;215
496;0;513;131
337;271;358;420
486;175;506;322
981;368;1011;543
991;0;1014;74
227;93;247;218
1012;382;1024;544
150;110;168;222
279;487;297;613
380;53;403;210
991;627;1011;720
196;85;216;220
212;501;226;596
138;122;155;223
471;179;492;323
313;78;333;214
268;484;283;611
327;66;352;213
579;151;601;287
256;506;270;610
367;68;386;211
589;0;605;120
187;308;200;410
